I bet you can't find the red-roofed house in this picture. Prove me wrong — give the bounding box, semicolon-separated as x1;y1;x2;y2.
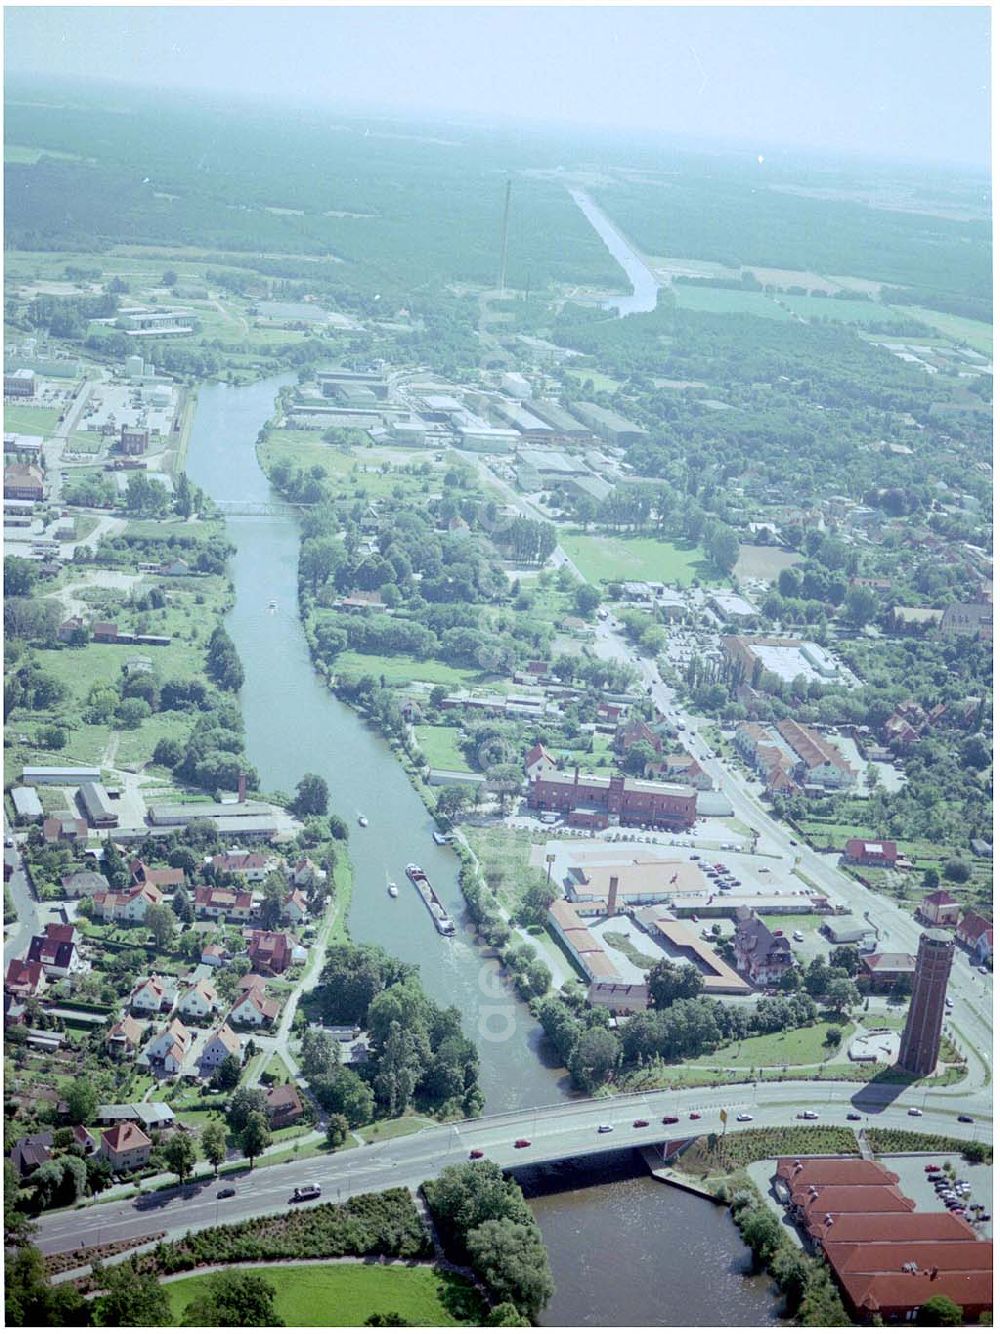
26;923;84;978
844;838;898;868
106;1014;145;1058
176;980;218;1023
100;1121;152;1174
228;985;281;1028
193;884;254;922
200;1023;242;1069
957;911;993;963
523;743;557;781
5;958;44;998
129;975;173;1015
265;1082;304;1129
917;888;961;927
130;860;186;891
145;1017;192;1074
92;883;163;923
245;929;293;976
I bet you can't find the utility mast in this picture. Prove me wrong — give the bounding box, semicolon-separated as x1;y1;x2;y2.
497;179;512;294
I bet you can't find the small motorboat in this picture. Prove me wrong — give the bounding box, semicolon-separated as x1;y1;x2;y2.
387;881;399;898
358;814;369;828
267;599;278;612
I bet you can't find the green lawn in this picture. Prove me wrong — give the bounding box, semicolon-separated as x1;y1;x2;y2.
164;1263;483;1326
672;287;793;319
413;725;472;772
565;368;623;393
3;403;62;435
689;1020;851;1069
560;532;712;587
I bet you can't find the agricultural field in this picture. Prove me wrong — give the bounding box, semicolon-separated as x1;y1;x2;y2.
671;286;792;319
778;294;922;326
164;1262;483;1327
890;305;993;355
560;532;711;587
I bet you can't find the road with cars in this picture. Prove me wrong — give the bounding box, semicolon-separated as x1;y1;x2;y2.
35;1076;992;1259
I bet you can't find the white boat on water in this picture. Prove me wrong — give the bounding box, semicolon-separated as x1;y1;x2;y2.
358;815;369;828
387;881;399;898
267;599;278;612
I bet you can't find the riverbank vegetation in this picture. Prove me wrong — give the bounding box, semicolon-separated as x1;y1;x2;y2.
304;942;484;1120
423;1160;554;1323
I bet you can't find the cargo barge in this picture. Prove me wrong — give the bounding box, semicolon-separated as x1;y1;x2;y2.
405;863;456;935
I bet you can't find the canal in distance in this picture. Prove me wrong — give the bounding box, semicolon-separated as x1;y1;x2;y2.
185;375;778;1326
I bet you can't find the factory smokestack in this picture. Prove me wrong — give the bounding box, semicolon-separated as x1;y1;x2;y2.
498;179;512;294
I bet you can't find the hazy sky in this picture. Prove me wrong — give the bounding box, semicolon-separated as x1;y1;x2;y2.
4;5;992;169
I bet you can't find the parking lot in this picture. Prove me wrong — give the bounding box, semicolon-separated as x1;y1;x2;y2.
884;1154;992;1240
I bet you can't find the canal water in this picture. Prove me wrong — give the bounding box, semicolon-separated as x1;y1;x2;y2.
185;374;778;1326
569;188;662;315
185;375;567;1115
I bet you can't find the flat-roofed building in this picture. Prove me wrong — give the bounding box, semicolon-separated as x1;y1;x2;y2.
525;400;594;439
570;401;647;446
24;765;101;786
78;781;118;828
635;909;751;994
11;786;43;823
4;368;36;398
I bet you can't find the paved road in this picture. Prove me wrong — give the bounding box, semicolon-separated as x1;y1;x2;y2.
35;1078;991;1258
3;845;41;964
590;619;993;1092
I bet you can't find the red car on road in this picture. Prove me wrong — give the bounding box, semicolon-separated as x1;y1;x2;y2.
514;1138;531;1149
633;1119;649;1128
689;1112;701;1120
469;1149;484;1160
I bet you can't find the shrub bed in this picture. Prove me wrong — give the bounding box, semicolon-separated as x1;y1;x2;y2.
866;1128;991;1162
111;1189;431;1278
45;1232;166;1275
678;1126;859;1175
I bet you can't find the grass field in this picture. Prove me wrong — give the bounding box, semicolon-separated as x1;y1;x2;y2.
733;544;802;582
463;824;541;914
889;306;993;355
560;532;711;587
672;287;792;319
259;433;442;502
334;652;486;689
413;725;472;772
565;368;623;394
164;1262;483;1326
689;1020;851;1069
3;403;62;435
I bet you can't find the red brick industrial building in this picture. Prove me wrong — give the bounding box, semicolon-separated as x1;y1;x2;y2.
527;767;696;830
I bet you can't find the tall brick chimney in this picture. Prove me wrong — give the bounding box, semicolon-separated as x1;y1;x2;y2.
237;771;247;804
607;875;619;917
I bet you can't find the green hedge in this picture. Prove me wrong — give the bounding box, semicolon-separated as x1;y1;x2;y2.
865;1128;991;1161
